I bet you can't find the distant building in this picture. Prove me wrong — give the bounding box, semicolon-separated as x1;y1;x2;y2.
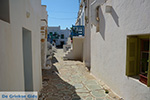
76;0;85;26
76;0;91;68
48;26;70;48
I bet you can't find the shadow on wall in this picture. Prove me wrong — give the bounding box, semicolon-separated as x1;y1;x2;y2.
111;7;119;27
98;6;119;40
99;6;105;40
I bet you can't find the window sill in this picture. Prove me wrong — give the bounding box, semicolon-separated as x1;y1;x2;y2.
128;76;149;87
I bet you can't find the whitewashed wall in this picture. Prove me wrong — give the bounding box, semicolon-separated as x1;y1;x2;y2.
0;0;42;91
83;0;92;68
41;5;48;69
90;0;150;100
65;37;84;61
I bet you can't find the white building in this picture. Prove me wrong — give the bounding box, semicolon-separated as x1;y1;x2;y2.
41;5;48;69
89;0;150;100
48;26;70;47
75;0;91;68
0;0;42;91
76;0;85;26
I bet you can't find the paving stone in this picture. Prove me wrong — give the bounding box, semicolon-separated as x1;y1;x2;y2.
46;97;62;100
91;90;106;98
60;90;74;95
71;77;82;83
68;81;75;85
85;84;103;91
84;74;95;80
47;92;53;96
83;80;98;85
71;66;78;68
72;98;82;100
39;49;117;100
63;96;72;100
76;88;89;93
67;85;75;90
55;83;65;89
57;90;66;94
72;94;81;98
80;77;88;82
95;98;105;100
42;81;48;87
85;97;94;100
71;75;81;78
105;96;113;100
74;83;84;89
77;92;90;97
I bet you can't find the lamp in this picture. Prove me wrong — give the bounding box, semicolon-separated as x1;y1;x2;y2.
26;11;30;18
105;5;112;13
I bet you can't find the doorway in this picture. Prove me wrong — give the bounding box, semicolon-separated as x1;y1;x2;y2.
60;41;64;48
22;28;33;91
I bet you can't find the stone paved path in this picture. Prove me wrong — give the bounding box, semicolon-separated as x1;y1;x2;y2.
39;49;119;100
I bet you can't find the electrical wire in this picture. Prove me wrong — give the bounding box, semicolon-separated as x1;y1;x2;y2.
49;17;77;20
49;10;78;13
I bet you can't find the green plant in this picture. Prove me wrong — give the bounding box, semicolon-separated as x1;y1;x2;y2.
85;16;88;21
145;71;148;74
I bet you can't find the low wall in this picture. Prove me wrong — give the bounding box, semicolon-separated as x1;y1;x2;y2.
66;37;84;61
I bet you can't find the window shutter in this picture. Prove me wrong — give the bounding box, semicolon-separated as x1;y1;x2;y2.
126;37;138;76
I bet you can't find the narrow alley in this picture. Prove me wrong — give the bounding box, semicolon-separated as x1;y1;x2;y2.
39;49;119;100
1;1;150;100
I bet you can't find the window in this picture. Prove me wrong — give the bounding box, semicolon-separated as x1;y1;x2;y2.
96;6;100;32
49;32;53;35
61;34;64;39
53;32;59;39
0;0;10;23
126;35;150;87
49;32;53;41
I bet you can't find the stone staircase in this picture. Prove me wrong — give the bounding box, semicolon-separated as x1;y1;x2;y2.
63;47;73;60
63;36;84;61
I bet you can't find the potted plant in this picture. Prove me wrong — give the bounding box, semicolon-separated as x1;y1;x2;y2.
85;16;88;23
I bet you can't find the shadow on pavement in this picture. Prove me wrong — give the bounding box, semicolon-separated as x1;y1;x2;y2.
39;61;81;100
52;56;59;64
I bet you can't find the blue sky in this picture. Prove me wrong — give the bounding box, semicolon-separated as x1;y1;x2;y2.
41;0;79;29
